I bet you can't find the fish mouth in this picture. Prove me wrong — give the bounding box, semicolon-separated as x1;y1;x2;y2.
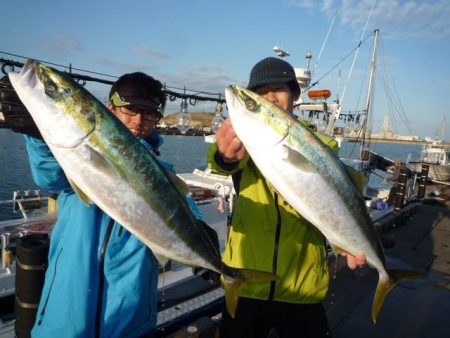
20;59;39;88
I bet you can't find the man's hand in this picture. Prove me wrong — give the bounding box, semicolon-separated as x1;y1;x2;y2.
215;118;246;163
340;252;367;270
0;75;42;139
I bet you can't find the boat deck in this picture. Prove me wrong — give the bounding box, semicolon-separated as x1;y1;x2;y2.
325;186;450;337
165;185;450;337
3;181;450;337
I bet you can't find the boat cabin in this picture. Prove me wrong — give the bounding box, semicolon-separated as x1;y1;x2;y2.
421;143;450;165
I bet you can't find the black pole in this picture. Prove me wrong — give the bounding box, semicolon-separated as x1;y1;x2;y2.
417;164;430;199
393;170;408;211
15;234;49;338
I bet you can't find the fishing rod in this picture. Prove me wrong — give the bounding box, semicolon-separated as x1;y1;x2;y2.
0;54;226;104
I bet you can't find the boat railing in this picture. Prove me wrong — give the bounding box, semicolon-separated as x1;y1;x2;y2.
0;190;47;219
0;191;56;273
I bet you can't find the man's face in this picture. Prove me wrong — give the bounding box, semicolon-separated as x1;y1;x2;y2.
108;104;160;138
253;83;295;114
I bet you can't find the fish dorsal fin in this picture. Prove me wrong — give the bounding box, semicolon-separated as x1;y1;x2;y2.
68;178;93;206
344;164;368;193
163;168;190;197
281;145;314;173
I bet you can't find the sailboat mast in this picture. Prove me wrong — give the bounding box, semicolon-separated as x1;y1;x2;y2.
361;29;379;153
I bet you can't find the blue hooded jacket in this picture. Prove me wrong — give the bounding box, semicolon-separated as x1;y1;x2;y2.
26;132;199;338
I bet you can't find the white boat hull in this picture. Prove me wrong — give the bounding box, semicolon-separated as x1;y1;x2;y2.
407;162;450;182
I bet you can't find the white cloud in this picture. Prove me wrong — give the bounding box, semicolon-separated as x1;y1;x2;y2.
286;0;450;40
160;63;242;113
164;63;239;94
40;35;83;57
92;58;161;76
132;47;170;61
87;59;233;113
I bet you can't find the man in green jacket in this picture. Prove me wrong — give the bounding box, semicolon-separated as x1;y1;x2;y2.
208;57;365;338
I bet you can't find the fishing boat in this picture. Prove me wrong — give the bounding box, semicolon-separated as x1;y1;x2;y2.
293;29;422;210
407;140;450;183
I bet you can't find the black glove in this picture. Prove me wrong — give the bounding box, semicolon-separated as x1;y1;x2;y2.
0;75;42;139
192;220;221;284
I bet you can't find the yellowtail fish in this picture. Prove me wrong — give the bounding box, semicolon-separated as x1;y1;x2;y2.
9;61;277;317
225;84;423;322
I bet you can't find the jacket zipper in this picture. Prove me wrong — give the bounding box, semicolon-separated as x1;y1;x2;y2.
37;247;63;325
95;217;114;338
268;193;282;301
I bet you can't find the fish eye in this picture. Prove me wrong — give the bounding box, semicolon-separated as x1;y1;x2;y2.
245;99;257;111
45;84;57;96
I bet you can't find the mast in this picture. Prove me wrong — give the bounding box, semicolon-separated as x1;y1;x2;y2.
361;29;379;154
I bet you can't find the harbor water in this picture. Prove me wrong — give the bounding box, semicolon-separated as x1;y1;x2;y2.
0;128;421;221
0;130;211;221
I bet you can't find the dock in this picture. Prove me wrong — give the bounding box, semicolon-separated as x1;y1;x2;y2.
156;127;213;137
326;185;450;337
346;137;450;147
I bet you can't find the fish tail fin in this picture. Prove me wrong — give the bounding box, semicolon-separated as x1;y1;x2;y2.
222;267;278;318
372;269;424;323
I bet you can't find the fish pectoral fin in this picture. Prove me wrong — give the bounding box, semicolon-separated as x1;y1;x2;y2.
281;145;314;173
372;269;424;323
345;164;368;193
68;179;93;205
86;144;127;180
222;266;278;318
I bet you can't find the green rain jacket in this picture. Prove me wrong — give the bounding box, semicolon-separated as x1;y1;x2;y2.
207;132;339;304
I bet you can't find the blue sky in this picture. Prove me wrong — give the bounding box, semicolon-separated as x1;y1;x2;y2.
1;0;449;138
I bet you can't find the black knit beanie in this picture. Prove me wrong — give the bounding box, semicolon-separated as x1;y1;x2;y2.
247;57;300;97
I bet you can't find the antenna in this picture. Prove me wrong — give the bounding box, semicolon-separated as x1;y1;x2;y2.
273;46;290;58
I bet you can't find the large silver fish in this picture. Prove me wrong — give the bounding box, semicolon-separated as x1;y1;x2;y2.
8;61;276;317
225;85;422;322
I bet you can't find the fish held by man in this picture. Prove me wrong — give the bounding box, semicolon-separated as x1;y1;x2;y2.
8;61;276;317
225;84;423;323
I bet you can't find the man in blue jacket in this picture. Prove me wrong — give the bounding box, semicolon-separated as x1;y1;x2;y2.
2;72;201;337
